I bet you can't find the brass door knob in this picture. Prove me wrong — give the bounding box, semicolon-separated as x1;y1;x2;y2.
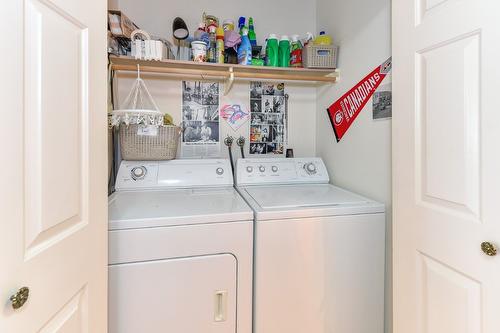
481;242;497;256
10;287;29;309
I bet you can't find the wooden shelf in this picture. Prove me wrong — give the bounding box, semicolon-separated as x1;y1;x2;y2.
109;56;339;83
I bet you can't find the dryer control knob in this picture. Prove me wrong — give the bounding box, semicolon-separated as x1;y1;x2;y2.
216;167;224;175
259;165;266;173
304;163;317;175
131;166;146;180
272;166;278;173
246;166;254;173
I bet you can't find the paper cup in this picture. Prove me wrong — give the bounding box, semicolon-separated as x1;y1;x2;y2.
191;41;207;62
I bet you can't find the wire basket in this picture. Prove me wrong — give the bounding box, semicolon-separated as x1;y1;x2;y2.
120;124;180;160
302;44;338;69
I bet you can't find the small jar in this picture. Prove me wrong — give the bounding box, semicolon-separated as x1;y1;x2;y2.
191;41;207;62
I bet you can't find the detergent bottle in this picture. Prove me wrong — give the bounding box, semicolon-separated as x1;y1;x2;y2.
265;34;279;67
238;27;252;65
314;31;333;45
278;35;290;67
248;17;257;46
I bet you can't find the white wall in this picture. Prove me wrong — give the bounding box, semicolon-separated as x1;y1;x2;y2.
111;0;318;158
315;1;392;332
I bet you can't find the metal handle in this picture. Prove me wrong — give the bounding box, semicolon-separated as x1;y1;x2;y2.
481;242;497;256
10;287;29;309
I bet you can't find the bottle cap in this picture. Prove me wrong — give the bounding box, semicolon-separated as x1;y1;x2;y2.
268;33;278;40
319;31;326;35
241;27;249;36
291;34;299;42
238;17;246;28
280;35;290;41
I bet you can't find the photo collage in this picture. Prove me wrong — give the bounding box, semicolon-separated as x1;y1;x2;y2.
249;82;286;155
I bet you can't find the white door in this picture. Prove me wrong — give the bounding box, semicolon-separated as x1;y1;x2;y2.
0;0;107;332
393;0;500;333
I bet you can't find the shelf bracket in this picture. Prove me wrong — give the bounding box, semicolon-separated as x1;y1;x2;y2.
224;67;235;95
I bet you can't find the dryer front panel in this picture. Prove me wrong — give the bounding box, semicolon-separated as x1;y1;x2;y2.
109;254;237;333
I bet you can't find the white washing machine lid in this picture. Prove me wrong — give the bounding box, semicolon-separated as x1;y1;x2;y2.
108;187;253;230
240;184;385;220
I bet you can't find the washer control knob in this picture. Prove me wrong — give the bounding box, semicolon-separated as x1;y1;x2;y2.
131;166;146;180
271;166;278;173
259;165;266;173
304;163;317;175
216;167;224;175
246;166;254;173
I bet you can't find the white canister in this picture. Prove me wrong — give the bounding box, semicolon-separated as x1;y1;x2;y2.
191;41;207;62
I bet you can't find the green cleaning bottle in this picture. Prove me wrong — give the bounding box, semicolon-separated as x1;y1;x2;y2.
278;35;290;67
248;17;257;46
265;34;279;67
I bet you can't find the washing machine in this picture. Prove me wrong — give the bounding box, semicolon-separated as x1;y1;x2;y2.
235;157;386;333
108;159;253;333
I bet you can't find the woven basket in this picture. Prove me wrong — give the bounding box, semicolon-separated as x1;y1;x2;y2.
120;124;180;160
302;44;338;69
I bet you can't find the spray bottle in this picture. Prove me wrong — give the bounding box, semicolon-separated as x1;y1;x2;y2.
238;27;252;65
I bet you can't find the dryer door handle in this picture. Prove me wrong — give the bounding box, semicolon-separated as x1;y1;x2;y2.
214;290;227;322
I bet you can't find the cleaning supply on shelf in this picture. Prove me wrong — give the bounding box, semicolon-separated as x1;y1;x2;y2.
248;17;257;46
225;30;242;64
216;26;225;64
278;35;290;67
238;27;252;65
303;32;314;46
314;31;332;45
207;25;217;62
251;58;264;66
223;19;235;31
265;34;279;67
290;34;303;67
191;41;207;62
238;17;246;35
193;23;210;45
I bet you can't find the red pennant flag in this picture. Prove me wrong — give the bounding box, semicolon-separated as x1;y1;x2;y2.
327;57;392;142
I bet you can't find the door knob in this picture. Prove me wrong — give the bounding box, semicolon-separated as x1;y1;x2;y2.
481;242;497;256
9;287;29;309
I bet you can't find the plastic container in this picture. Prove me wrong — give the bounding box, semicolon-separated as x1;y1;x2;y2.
290;34;303;67
238;17;246;35
223;19;235;31
238;28;252;65
265;34;279;67
191;41;207;62
278;35;290;67
248;17;257;46
194;23;209;45
216;27;225;63
314;31;332;45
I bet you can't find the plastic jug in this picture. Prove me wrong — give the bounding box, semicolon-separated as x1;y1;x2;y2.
278;35;290;67
238;28;252;65
265;34;279;67
314;31;332;45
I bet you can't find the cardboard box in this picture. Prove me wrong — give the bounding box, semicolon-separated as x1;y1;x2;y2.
108;10;138;39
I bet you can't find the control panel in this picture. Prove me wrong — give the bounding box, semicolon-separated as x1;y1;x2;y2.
235;158;329;186
115;159;233;190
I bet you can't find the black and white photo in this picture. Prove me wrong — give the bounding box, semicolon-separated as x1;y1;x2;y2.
182;80;220;158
